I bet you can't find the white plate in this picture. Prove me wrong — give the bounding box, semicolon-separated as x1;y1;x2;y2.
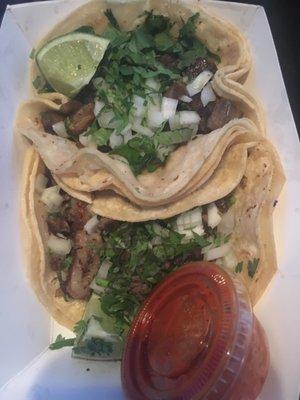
0;1;299;399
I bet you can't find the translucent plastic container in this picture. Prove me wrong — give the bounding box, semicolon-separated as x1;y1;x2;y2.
122;262;269;399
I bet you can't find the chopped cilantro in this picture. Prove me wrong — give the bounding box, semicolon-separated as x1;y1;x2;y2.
73;320;88;337
73;337;113;357
49;334;75;350
104;9;120;29
247;258;259;278
235;261;243;274
61;256;73;270
96;278;109;288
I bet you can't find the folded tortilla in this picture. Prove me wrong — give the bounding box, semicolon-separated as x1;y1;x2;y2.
17;0;264;207
21;138;284;329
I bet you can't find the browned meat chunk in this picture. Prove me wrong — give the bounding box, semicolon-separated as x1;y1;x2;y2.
157;54;178;69
49;255;65;271
185;57;217;80
98;217;119;233
207;99;242;131
68;102;95;135
41;111;64;134
164;82;188;100
66;200;91;232
47;215;70;236
60;100;83;115
66;231;102;299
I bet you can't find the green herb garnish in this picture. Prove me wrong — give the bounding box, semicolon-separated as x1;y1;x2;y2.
247;258;259;278
235;261;244;273
49;334;75;350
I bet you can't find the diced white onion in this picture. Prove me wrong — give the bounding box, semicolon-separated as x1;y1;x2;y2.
109;130;123;149
203;242;231;261
147;110;166;129
175;207;203;231
179;111;200;126
218;209;235;235
207;203;222;229
132;95;146;118
156;144;175;162
123;130;134;144
35;174;48;194
94;100;105;117
132;123;155;137
161;97;178;119
200;82;216;107
180;95;193;103
84;215;99;234
52;121;68;138
41;185;63;212
79;133;97;149
90;260;112;295
145;78;160;92
98;109;117;129
169;114;181;130
186;70;213;97
47;234;71;256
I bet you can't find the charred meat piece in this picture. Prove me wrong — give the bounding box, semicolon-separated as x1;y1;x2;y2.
68;102;95;135
98;217;120;233
60;100;83;115
47;215;70;236
185;57;217;80
157;54;178;69
41;111;64;134
66;200;91;233
207;99;242;131
164;82;188;100
66;231;102;299
49;255;65;271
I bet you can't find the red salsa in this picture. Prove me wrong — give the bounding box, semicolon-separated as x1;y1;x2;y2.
121;262;269;399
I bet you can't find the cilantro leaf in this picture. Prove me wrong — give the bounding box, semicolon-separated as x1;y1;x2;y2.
61;256;73;271
179;13;200;43
73;337;113;357
104;9;120;29
73;320;87;337
144;11;172;34
235;261;243;274
154;128;194;146
247;258;259;278
49;334;75;350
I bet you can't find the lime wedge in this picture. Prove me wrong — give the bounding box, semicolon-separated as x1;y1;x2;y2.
36;32;110;98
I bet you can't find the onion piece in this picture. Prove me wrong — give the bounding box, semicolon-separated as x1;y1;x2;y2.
175;207;203;231
186;70;213;97
180;95;193;103
132;123;155;137
201;83;216;107
89;259;112;294
35;174;48;194
161;97;178;119
52;121;68;138
203;242;231;261
132;95;146;118
207;203;221;228
47;234;71;256
145;78;160;92
109;130;123;149
169;114;181;130
147;110;166;129
222;251;238;270
84;215;99;234
124;130;134;144
41;185;63;212
98;109;117;129
179;111;200;126
94;100;105;117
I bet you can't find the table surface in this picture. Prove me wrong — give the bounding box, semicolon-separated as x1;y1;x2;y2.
1;0;299;135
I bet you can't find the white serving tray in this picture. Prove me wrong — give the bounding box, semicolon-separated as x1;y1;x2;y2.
0;1;299;399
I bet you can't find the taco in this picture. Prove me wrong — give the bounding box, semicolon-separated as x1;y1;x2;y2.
17;0;264;208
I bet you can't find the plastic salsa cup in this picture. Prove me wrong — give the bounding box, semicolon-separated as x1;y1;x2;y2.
121;261;269;399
